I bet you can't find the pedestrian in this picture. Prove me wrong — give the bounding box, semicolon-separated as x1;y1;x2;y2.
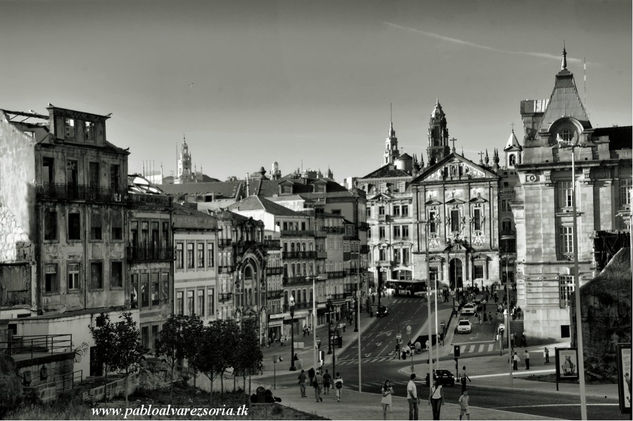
381;379;393;420
513;351;520;371
395;343;401;360
314;370;323;402
334;372;343;402
524;349;530;370
323;369;331;395
460;366;471;393
308;367;315;389
544;346;550;364
407;373;419;420
298;369;307;397
458;390;470;420
428;378;444;420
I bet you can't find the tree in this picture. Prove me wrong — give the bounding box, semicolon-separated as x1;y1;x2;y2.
89;313;117;386
218;319;240;394
113;312;144;403
156;314;203;402
234;318;263;394
189;321;223;404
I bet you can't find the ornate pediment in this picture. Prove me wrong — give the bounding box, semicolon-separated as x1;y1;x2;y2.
412;153;498;184
368;192;393;202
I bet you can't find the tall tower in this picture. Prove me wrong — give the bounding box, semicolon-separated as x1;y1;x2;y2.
177;137;192;183
504;128;522;168
384;120;400;165
427;99;450;165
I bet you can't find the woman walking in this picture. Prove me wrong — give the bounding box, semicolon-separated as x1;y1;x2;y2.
381;379;394;420
334;372;343;402
429;379;444;420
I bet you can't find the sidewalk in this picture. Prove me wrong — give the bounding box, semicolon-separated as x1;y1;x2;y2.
255;382;555;420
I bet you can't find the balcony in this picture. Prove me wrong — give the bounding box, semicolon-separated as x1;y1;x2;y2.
218;265;235;274
266;266;284;276
500;229;516;240
127;245;173;263
0;334;73;359
36;183;127;204
280;230;314;237
218;292;233;302
264;239;281;249
322;226;345;234
282;251;317;259
284;276;310;285
266;290;284;300
128;192;172;208
376;260;393;267
377;214;392;223
327;271;346;279
218;239;233;248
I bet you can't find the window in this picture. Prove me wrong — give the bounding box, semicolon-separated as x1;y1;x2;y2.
111;261;123;288
509;154;516;166
44;209;57;241
402;248;409;266
151;222;159;258
558;181;573;208
176;291;184;315
402;225;409;239
379;226;386;239
42;157;54;185
366;207;371;218
207;243;214;267
187;290;195;316
450;209;460;232
393;226;401;239
393;206;400;217
90;209;102;240
619;179;632;207
110;165;120;192
44;263;58;293
67;263;80;291
176;242;184;269
429;267;439;283
197;243;205;268
331;209;341;216
68;212;81;240
559;226;574;255
560;325;571;338
64;118;75;138
301;221;306;231
140;273;149;307
393;248;401;264
141;326;149;350
151;325;159;352
197;290;205;316
161;272;169;303
560;128;574;143
473;264;484;279
401;205;409;217
559;275;574;307
66;160;78;197
89;162;99;190
186;243;194;268
378;248;386;261
131;274;138;309
473;208;482;231
428;211;437;234
90;261;103;289
502;220;512;233
151;273;160;306
111;210;122;240
378;206;385;216
85;121;95;141
207;289;215;317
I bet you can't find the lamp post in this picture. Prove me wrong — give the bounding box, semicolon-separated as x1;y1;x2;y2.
311;276;317;375
559;136;588;420
289;294;296;371
504;252;512;385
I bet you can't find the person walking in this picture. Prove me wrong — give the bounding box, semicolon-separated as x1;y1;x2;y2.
513;351;520;371
381;379;393;420
428;378;444;420
314;370;323;402
460;367;471;393
334;372;343;402
298;369;307;398
524;349;530;370
308;367;315;388
544;346;550;364
406;373;419;420
458;390;470;420
323;369;331;395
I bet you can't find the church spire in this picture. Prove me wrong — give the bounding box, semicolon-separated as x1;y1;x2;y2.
427;100;450;165
561;41;567;70
384;104;399;165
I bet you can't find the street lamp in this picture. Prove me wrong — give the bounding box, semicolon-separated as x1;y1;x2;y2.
327;299;333;354
558;134;588;420
289;294;296;371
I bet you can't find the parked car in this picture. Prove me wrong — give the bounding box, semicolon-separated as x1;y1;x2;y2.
456;319;472;334
376;305;389;318
461;303;477;316
425;369;456;386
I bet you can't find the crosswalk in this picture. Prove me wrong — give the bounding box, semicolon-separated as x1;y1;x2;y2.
450;342;497;355
336;355;395;366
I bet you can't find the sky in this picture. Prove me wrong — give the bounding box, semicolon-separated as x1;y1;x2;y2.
1;0;631;182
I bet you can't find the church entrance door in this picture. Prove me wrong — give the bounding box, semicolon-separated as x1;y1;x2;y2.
449;258;463;290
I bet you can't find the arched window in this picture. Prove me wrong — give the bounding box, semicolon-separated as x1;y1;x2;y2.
509;154;516;166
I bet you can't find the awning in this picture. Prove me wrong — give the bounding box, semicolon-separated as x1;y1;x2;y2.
268;319;284;328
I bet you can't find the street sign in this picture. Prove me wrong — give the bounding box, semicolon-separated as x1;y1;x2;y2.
406;325;412;335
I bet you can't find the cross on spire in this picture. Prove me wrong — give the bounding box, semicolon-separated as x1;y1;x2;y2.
562;41;567;70
450;137;457;152
478;151;485;163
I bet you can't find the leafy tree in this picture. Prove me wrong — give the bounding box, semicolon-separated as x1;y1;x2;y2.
156;314;203;402
235;318;263;394
189;321;223;403
218;319;240;394
113;312;144;402
89;313;117;386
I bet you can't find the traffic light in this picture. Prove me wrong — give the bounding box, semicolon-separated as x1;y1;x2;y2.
337;336;343;348
454;345;461;358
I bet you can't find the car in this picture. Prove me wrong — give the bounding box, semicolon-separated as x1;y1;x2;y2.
425;369;456;386
461;303;477;316
376;305;389;317
456;319;472;334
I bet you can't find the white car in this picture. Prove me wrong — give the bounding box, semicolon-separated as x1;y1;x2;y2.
461;303;477;316
456;319;472;334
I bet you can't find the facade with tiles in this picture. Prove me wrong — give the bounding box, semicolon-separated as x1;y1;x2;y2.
512;54;632;339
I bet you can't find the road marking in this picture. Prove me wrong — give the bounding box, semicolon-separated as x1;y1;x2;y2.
478;344;485;353
470;368;555;379
467;344;475;353
497;403;619;409
487;343;494;352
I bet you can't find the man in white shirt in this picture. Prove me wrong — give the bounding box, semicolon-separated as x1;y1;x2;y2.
407;373;419;420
